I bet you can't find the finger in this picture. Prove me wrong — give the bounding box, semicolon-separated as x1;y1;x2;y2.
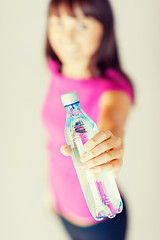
81;148;123;169
88;158;123;177
60;145;71;156
81;136;122;162
83;130;113;152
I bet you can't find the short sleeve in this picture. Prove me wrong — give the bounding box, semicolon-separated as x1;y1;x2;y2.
104;68;135;106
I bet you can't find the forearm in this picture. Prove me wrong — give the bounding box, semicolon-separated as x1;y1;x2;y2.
97;121;125;148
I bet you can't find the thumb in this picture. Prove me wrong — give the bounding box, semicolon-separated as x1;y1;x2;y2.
60;145;71;156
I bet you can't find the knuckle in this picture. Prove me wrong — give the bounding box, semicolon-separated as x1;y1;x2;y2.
90;139;96;146
117;137;122;145
89;159;96;168
99;165;104;172
92;158;97;165
106;151;111;160
89;149;95;158
102;140;107;148
120;148;124;156
119;158;123;166
101;130;108;139
105;140;111;149
107;130;113;136
105;163;111;171
106;162;113;171
110;161;115;169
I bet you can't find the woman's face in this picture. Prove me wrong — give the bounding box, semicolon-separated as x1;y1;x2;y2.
47;4;104;66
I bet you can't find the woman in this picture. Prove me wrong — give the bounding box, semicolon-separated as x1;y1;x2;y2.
41;0;136;239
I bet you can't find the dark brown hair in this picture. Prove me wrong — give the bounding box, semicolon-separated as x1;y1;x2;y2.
44;0;135;102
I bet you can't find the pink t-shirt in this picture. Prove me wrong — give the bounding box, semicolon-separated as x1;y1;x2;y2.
41;58;135;225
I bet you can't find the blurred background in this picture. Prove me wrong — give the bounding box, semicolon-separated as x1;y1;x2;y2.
0;0;159;239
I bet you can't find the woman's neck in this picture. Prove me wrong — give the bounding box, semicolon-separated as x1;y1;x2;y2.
60;62;101;80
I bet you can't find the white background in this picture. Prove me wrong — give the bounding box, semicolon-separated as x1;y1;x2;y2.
0;0;159;239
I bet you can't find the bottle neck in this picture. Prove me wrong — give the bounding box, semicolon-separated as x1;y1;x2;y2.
65;101;83;118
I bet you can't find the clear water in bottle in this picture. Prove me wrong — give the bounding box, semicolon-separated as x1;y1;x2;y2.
61;91;123;221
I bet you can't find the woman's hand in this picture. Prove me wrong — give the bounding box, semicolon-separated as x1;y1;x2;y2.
60;130;124;178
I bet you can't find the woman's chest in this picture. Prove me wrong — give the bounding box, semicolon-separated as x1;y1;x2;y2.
41;81;105;136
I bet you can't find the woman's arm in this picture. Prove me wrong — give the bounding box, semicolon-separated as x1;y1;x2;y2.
98;90;131;136
93;90;132;176
60;90;132;178
80;90;132;178
97;90;132;148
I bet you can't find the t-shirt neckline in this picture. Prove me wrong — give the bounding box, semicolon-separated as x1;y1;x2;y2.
48;59;102;82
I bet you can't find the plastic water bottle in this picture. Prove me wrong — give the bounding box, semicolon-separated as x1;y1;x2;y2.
61;91;123;221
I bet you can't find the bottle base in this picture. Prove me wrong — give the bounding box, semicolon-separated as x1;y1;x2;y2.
94;200;123;221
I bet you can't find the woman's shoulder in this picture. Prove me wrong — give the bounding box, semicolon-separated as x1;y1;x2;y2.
104;68;132;87
102;67;135;106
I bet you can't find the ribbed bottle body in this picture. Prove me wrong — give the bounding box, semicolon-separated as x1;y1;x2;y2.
64;102;123;221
